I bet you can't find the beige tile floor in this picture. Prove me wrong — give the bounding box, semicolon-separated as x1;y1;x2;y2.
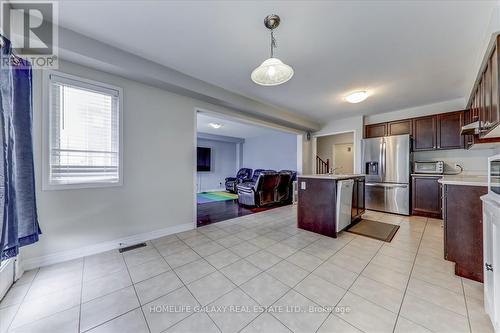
0;206;495;333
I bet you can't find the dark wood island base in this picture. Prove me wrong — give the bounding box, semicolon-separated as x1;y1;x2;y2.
297;175;365;238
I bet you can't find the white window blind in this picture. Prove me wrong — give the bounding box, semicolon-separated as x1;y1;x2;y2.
48;74;121;187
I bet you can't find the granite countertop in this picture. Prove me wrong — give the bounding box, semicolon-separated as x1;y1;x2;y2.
438;175;488;187
298;174;365;180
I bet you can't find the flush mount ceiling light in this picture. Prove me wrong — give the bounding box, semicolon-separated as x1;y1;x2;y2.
251;14;294;86
345;91;369;103
209;123;223;129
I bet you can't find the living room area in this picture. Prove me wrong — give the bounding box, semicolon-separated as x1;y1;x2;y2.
196;111;301;226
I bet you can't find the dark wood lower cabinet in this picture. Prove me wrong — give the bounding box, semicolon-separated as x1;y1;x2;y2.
411;176;442;219
297;176;365;238
443;184;488;282
298;178;337;237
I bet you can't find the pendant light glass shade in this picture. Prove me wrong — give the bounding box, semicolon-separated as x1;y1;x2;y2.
251;57;294;86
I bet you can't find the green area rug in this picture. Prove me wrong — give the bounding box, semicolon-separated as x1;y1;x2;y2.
197;191;238;204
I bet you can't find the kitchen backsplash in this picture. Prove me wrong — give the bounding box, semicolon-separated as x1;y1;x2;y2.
414;148;498;175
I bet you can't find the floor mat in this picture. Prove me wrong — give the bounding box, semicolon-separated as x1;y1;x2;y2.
347;219;400;242
197;191;238;204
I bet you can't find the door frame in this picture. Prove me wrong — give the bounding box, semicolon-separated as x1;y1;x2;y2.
193;107;305;228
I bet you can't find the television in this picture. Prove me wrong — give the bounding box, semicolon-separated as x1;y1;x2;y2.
197;147;211;172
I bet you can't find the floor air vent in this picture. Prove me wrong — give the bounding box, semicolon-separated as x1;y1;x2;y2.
118;243;147;253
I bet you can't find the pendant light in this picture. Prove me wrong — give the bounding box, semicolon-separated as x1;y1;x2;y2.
251;14;294;86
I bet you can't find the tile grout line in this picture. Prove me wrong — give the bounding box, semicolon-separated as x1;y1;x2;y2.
1;211;295;332
151;237;225;333
78;256;85;333
123;251;153;333
178;213;318;333
312;235;387;333
390;218;429;333
4;267;41;332
234;233;349;333
461;278;474;333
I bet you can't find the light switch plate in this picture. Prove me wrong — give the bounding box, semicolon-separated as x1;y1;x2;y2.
301;181;306;190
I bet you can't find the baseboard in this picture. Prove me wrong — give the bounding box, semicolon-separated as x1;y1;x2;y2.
21;222;194;271
0;258;15;300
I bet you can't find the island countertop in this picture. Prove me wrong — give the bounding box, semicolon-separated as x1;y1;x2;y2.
298;174;365;180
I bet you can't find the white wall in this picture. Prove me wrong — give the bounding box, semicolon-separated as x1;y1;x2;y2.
197;139;237;192
22;60;260;268
242;131;298;172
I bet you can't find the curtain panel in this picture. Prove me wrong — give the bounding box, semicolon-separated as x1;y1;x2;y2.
0;35;41;261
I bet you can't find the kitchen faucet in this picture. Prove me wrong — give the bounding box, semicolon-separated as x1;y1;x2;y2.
329;167;342;174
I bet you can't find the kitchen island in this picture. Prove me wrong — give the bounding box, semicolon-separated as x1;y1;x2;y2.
297;174;365;238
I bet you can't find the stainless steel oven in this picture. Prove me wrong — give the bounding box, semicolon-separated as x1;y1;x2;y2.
489;154;500;199
414;161;444;174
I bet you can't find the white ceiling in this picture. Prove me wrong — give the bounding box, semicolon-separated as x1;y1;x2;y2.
197;113;290;139
56;1;496;122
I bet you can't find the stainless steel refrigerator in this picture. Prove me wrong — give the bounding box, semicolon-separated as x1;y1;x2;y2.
361;134;411;215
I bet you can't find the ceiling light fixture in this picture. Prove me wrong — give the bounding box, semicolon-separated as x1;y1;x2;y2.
209;123;223;129
345;91;369;103
251;14;294;86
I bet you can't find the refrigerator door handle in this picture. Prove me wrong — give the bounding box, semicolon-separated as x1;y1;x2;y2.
365;183;408;188
382;141;387;179
379;142;384;178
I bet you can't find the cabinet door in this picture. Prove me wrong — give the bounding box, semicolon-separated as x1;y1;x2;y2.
481;60;492;138
483;202;494;318
491;45;499;133
412;176;442;218
437;111;464;150
412;116;437;151
388;119;412;136
464;109;474;149
365;123;387;138
472;90;479;121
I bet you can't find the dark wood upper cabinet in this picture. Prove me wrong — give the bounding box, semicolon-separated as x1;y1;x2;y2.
437;111;464;150
412;116;437;151
388;119;412;136
412;176;442;219
365;123;387;138
491;46;499;128
364;111;466;151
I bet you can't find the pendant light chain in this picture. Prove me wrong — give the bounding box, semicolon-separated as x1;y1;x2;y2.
270;29;277;58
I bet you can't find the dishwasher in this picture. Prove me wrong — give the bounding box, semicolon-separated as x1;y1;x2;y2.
336;179;354;232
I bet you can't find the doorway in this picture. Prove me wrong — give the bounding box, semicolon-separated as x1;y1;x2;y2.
195;109;303;226
333;143;354;174
315;131;355;174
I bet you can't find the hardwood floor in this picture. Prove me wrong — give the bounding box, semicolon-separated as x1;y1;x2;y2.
197;199;288;227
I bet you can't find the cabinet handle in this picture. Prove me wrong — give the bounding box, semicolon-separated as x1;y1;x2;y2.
486;263;494;272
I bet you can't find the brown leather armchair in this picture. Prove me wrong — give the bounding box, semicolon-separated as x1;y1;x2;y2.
237;171;280;207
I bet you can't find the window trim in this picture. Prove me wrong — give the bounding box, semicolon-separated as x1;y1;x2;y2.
42;70;124;190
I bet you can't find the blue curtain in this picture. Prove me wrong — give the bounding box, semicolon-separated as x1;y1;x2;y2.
0;36;41;261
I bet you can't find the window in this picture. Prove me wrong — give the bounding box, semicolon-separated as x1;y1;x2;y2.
44;72;122;189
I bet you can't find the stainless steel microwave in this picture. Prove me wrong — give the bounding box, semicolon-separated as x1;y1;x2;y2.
414;161;444;174
489;154;500;198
